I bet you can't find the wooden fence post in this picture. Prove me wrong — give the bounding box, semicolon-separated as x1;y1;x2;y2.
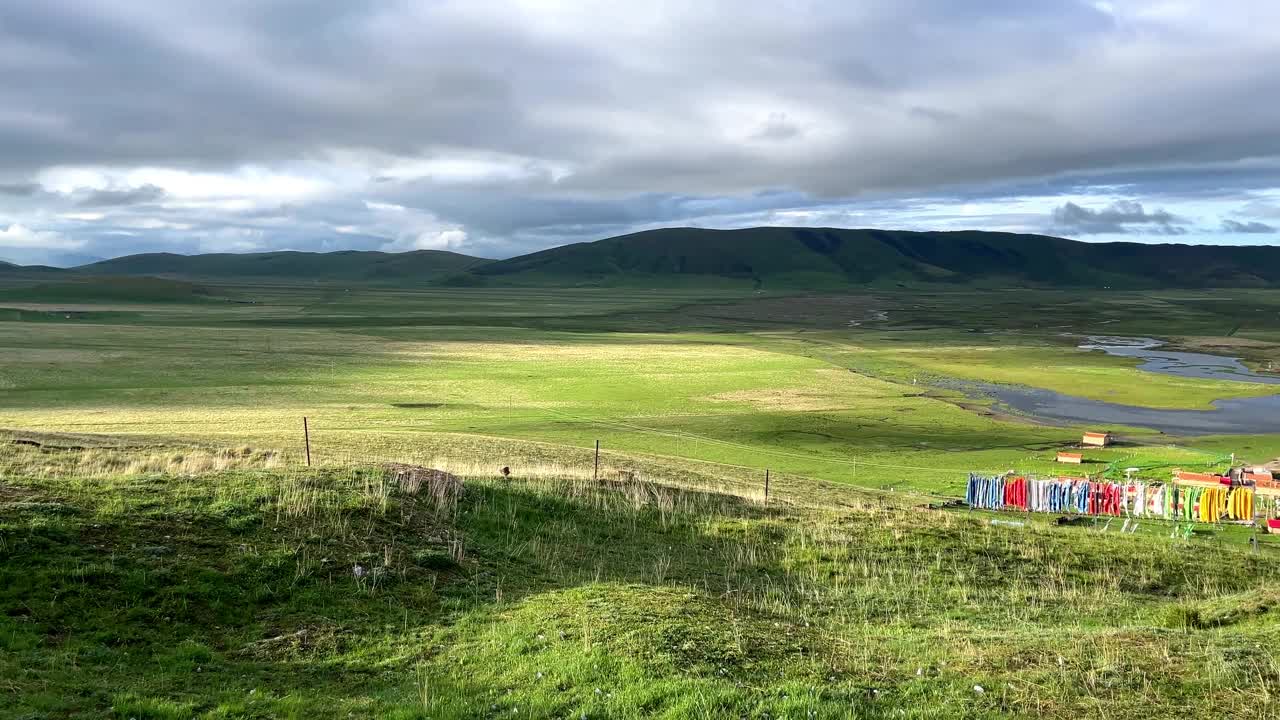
764;469;770;504
594;440;600;481
303;417;312;467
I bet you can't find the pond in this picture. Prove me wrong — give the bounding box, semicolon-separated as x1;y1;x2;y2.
976;337;1280;436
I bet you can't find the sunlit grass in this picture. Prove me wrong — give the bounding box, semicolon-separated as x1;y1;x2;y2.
3;439;1279;718
4;285;1280;716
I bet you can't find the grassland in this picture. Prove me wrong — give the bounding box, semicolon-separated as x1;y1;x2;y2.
3;285;1279;488
3;281;1280;718
5;443;1280;719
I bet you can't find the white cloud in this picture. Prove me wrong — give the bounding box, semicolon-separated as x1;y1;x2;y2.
380;224;471;252
0;223;83;249
374;152;571;185
412;229;468;250
364;201;408;213
123;218;195;230
195;228;267;253
39;165;330;202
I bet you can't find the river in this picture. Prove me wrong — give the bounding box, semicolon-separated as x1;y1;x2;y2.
977;337;1280;436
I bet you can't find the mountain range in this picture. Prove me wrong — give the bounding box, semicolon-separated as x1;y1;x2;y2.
4;227;1280;289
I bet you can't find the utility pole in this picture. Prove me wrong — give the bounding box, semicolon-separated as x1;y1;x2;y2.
303;417;312;467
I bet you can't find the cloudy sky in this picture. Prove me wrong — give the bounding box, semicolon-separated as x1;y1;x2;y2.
2;0;1280;265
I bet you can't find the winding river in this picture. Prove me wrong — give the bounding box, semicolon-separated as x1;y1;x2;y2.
979;337;1280;436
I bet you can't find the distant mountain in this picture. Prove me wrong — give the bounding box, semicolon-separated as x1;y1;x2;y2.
11;228;1278;290
0;259;66;276
76;249;490;283
470;227;1280;288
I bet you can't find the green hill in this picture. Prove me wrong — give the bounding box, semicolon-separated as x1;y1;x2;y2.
0;276;216;303
0;260;65;276
43;228;1280;289
77;249;491;283
471;227;1280;288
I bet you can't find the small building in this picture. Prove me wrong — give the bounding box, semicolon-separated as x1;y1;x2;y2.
1082;431;1113;447
1174;470;1224;486
1241;469;1280;495
1255;477;1280;495
1056;451;1083;464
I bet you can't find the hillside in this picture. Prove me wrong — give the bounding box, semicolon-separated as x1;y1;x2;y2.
4;440;1279;718
471;227;1280;288
19;227;1280;290
0;260;64;276
77;249;490;283
0;276;216;304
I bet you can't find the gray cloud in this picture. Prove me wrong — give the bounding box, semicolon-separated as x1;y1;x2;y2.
75;184;166;207
0;182;40;196
4;1;1279;191
1236;199;1280;219
752;113;804;142
1;1;1280;261
1221;218;1276;234
1050;201;1188;235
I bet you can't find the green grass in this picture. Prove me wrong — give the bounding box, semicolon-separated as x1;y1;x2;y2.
0;318;1231;494
0;285;1276;493
3;283;1280;717
0;276;219;304
2;444;1279;718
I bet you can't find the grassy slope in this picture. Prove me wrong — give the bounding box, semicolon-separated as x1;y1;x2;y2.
3;443;1279;719
470;227;1280;289
77;249;491;283
0;262;66;286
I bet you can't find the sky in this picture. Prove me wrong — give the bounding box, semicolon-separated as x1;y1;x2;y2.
2;0;1280;266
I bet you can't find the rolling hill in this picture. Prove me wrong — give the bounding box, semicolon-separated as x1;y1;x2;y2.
469;227;1280;288
3;227;1278;290
0;259;64;276
76;249;490;283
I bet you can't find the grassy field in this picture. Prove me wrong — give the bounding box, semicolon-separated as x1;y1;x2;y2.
3;286;1280;490
4;443;1280;718
3;282;1280;717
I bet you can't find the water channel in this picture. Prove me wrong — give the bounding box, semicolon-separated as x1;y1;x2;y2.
975;337;1280;435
